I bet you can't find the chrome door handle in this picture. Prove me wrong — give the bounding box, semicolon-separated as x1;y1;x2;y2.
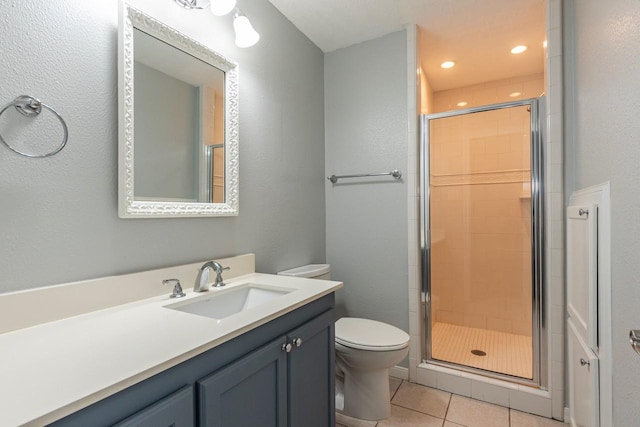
630;330;640;356
580;358;590;367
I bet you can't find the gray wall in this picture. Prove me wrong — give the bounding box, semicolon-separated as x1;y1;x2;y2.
564;0;640;423
0;0;326;293
134;62;198;200
324;32;409;338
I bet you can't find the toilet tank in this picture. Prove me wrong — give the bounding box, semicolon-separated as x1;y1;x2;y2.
277;264;331;280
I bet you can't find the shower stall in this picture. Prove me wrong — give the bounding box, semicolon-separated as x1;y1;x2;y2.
420;97;545;386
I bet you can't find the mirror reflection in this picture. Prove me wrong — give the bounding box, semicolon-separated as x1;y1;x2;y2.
133;28;225;203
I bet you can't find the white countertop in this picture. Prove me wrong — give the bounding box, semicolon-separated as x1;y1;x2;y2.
0;272;342;426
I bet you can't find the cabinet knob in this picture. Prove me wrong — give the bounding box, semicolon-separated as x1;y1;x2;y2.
580;358;590;367
294;338;302;347
282;343;292;353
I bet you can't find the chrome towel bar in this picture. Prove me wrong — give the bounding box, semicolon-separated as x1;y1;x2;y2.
327;170;402;184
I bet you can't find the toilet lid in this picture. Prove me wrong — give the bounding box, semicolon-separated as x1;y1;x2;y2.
335;317;410;351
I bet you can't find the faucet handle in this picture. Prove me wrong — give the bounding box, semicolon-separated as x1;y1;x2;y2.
211;261;230;273
163;278;186;298
212;263;230;287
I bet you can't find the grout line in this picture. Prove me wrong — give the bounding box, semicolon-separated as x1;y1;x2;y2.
390;379;402;401
443;391;453;423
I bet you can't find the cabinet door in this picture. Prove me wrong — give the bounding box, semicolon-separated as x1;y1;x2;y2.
112;385;194;427
198;338;288;427
568;319;599;427
567;204;598;349
287;310;335;427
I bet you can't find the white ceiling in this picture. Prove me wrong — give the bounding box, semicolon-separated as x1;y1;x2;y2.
267;0;546;91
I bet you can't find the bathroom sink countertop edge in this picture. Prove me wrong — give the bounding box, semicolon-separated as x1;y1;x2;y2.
0;272;342;426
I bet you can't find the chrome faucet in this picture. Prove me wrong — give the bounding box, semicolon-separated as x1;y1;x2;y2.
194;261;230;292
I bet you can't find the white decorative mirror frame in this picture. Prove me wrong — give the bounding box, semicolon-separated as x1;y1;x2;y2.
118;2;239;218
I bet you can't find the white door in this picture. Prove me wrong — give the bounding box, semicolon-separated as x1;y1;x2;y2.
566;203;599;427
568;319;599;427
566;205;598;349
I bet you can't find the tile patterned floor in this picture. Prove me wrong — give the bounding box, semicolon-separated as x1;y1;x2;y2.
431;322;533;379
336;378;568;427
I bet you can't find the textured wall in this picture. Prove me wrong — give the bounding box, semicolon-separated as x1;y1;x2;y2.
0;0;326;293
325;31;409;338
565;0;640;423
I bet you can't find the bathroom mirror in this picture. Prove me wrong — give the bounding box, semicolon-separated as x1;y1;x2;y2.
118;3;239;218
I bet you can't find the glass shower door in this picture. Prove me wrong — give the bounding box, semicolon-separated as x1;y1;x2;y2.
423;100;541;381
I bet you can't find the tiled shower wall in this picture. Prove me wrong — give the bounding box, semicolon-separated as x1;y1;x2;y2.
407;0;565;419
427;75;543;337
428;103;536;336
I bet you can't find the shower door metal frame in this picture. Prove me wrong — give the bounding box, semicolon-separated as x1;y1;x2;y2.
419;97;547;388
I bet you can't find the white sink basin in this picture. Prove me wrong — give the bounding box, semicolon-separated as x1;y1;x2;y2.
167;284;293;320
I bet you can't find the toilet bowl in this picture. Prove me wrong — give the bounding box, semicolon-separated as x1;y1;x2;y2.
334;317;409;420
278;264;410;421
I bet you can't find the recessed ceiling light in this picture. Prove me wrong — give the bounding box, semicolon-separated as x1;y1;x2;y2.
511;45;527;54
440;61;456;69
457;101;468;107
509;92;522;98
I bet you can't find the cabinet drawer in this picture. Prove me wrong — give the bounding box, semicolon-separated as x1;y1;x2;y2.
112;385;194;427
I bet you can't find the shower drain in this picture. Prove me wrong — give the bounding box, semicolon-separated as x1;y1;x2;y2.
471;349;487;356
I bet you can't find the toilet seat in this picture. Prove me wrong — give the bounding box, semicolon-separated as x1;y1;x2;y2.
335;317;410;351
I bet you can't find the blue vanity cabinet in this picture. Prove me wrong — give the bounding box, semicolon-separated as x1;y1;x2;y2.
287;310;335;427
197;338;288;426
111;385;194;427
197;310;335;427
49;294;334;427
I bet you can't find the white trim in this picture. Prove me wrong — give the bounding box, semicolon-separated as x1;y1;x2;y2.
390;366;409;380
404;23;420;383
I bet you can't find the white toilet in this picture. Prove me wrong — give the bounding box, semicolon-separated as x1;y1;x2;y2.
278;264;410;421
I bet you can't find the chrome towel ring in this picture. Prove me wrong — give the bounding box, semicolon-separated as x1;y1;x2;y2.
0;95;68;158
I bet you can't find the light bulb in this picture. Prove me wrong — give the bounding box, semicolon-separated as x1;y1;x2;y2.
233;14;260;48
210;0;236;16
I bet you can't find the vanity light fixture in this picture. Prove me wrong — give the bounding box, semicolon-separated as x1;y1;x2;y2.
173;0;260;48
440;60;456;69
233;12;260;48
510;45;527;54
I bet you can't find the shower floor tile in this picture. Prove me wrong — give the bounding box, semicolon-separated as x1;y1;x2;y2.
431;322;533;379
